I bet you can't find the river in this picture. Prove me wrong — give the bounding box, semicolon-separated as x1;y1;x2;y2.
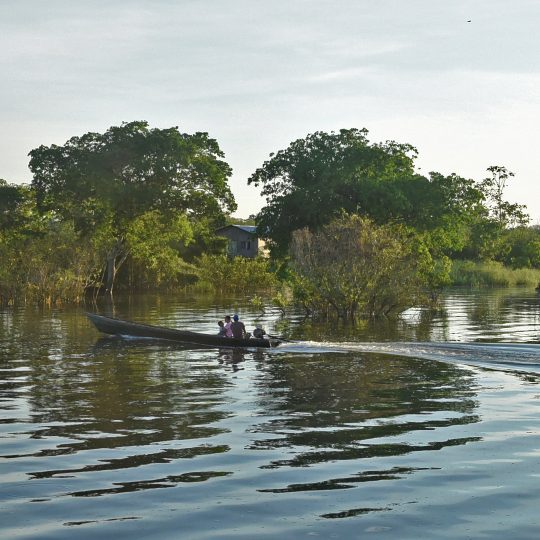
1;288;540;539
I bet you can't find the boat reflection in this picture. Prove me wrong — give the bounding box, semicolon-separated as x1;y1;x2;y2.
217;348;246;371
91;336;270;372
90;336;208;353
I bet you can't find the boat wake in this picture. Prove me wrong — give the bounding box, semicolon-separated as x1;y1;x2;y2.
274;341;540;373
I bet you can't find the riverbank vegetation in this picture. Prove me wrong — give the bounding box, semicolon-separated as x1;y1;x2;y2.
194;254;278;293
1;121;539;316
450;260;540;288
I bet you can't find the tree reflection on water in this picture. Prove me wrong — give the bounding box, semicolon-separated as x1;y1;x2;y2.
246;352;480;474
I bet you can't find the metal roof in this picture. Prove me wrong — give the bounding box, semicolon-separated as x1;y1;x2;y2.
235;225;257;233
215;224;257;234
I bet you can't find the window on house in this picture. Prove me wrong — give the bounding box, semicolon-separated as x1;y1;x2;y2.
240;241;247;249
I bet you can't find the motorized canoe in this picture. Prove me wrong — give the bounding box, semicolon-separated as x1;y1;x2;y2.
86;313;279;348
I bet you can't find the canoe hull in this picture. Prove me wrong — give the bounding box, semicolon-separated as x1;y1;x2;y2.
86;313;277;348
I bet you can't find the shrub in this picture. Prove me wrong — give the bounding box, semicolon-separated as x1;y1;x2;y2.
194;254;278;293
290;214;431;319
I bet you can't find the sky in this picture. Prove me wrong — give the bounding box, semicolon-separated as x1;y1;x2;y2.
1;0;540;221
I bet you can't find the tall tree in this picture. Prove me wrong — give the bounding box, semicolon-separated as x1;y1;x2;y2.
480;166;528;227
29;121;236;292
458;166;530;261
248;129;484;256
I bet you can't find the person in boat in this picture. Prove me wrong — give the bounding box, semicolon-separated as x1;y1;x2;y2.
230;314;247;339
217;320;227;337
224;315;233;338
252;324;266;339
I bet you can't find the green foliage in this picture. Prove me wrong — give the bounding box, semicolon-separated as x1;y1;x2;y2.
248;128;486;257
248;128;417;255
177;217;228;262
457;220;539;268
290;214;432;319
457;167;530;263
0;183;102;305
496;226;540;269
30;121;236;223
229;215;256;226
194;254;278;293
271;288;293;315
480;166;528;227
0;179;28;229
29;121;236;292
248;129;532;276
249;294;265;313
0;217;101;305
2;124;537;305
126;210;195;285
426;255;453;289
450;260;540;287
459;217;503;261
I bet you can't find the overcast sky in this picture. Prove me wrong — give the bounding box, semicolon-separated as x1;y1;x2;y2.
2;0;540;221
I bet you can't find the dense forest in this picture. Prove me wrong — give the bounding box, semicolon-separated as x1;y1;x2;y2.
1;121;539;317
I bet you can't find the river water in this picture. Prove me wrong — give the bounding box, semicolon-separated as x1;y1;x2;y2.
1;288;540;539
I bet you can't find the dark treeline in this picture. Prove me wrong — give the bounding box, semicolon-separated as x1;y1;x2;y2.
1;121;539;316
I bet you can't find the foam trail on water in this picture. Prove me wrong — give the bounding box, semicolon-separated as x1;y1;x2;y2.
273;340;540;372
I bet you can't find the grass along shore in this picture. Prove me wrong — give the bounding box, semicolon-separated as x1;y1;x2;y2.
450;260;540;288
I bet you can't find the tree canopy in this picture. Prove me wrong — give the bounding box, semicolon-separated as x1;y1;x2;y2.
0;179;29;229
248;128;484;256
29;121;236;292
30;121;236;226
480;165;528;227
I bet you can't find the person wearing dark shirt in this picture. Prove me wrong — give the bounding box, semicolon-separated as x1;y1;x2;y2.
253;324;265;339
230;314;246;339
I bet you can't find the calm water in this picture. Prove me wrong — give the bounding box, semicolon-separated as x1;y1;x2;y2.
1;288;540;539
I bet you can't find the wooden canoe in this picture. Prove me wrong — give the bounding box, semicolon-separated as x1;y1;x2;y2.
86;313;279;348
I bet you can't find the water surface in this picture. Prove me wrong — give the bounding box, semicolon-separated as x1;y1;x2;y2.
1;288;540;539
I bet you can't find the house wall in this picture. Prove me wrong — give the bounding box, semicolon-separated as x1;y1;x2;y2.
217;228;259;258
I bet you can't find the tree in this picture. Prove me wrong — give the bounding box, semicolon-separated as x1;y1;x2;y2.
126;210;195;285
194;254;278;293
497;226;540;269
248;129;418;255
0;182;101;305
290;214;431;319
248;129;484;256
480;166;528;227
0;179;32;229
459;166;529;262
29;121;236;293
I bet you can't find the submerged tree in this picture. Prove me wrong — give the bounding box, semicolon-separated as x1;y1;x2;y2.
290;214;432;319
29;121;236;293
0;181;101;305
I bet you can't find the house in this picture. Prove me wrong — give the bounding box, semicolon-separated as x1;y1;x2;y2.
215;225;266;258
